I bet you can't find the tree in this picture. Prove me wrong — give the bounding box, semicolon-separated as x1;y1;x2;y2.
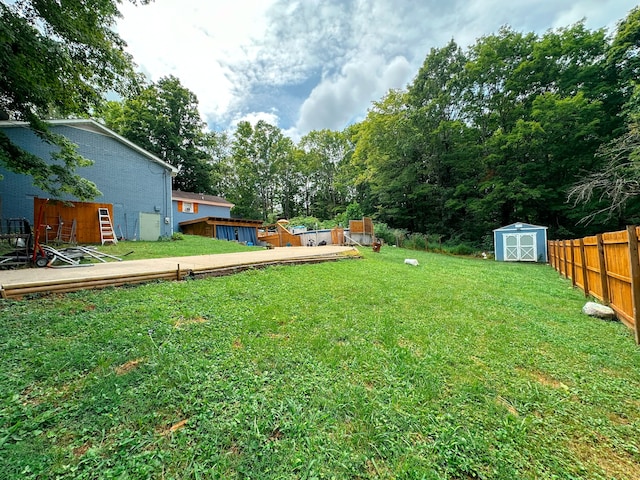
566;9;640;227
568;123;640;223
203;130;233;196
226;120;296;220
101;76;214;193
0;0;149;200
299;129;352;219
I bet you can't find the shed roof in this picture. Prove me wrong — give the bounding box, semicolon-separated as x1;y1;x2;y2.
172;190;234;208
179;216;263;228
0;118;179;176
493;222;548;232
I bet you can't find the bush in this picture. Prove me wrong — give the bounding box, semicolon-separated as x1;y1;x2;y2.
405;233;428;251
374;223;407;246
446;243;476;256
171;232;185;241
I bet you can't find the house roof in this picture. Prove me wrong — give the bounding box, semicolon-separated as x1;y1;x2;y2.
172;190;234;208
179;216;263;227
0;118;179;176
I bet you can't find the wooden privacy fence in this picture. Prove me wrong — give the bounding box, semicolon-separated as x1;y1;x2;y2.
548;226;640;344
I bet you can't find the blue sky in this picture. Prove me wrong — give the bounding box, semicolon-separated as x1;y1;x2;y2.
117;0;638;140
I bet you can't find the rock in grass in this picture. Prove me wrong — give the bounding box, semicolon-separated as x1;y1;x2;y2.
404;259;419;266
582;302;616;320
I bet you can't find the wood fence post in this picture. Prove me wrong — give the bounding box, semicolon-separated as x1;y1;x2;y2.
570;239;576;287
596;233;610;305
626;226;640;344
563;240;569;279
579;238;589;297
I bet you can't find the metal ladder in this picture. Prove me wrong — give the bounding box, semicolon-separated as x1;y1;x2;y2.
98;208;118;245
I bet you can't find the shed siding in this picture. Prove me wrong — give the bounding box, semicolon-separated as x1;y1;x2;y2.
494;223;548;263
0;125;173;239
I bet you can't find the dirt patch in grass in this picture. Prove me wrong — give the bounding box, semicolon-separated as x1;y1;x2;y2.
268;427;284;442
173;316;207;328
517;368;569;390
115;358;144;375
20;386;43;406
73;442;91;457
232;338;243;350
397;337;423;357
267;332;290;340
496;395;519;416
569;440;640;480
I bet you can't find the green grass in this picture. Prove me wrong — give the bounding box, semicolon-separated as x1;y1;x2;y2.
89;235;256;260
1;245;640;479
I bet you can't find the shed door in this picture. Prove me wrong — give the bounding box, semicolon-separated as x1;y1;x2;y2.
503;233;537;261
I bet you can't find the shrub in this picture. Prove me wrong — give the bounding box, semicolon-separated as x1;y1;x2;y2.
374;223;407;246
446;243;476;256
405;233;428;251
171;232;185;241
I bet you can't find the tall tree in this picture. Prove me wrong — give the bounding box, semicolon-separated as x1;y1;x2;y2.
227;121;261;219
227;121;295;220
101;76;214;193
0;0;149;200
299;129;352;219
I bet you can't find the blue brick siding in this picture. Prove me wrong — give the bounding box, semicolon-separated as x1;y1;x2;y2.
0;124;174;239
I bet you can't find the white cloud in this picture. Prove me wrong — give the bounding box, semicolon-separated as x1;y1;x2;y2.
232;111;280;128
296;55;412;132
117;0;274;122
115;0;639;137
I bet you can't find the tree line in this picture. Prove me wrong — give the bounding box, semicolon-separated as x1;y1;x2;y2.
2;2;640;247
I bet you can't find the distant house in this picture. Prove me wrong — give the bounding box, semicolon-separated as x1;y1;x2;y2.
0;119;178;242
173;191;262;244
172;190;234;230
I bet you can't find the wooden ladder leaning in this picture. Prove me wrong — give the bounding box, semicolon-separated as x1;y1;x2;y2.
98;208;118;245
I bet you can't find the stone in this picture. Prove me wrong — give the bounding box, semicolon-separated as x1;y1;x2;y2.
404;259;419;266
582;302;616;320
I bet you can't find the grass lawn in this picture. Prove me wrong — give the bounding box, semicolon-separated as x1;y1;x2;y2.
1;242;640;479
87;235;257;260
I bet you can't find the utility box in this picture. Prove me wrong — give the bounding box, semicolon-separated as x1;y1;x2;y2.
493;222;548;263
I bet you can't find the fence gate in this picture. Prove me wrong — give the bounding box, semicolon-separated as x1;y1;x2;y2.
504;233;537;261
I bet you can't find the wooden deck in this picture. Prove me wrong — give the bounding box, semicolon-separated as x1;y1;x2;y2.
0;246;360;299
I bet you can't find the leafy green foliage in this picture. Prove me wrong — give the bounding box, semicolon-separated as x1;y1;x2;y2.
100;76;214;193
1;247;639;478
0;0;147;200
226;120;296;220
348;16;637;242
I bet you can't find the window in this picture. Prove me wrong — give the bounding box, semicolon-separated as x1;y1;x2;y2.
182;202;194;213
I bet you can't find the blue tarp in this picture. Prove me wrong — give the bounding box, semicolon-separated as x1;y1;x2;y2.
238;227;257;244
216;225;235;241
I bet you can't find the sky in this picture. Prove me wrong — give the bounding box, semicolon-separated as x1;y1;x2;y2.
116;0;638;140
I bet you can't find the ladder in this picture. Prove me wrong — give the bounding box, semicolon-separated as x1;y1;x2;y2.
98;208;118;245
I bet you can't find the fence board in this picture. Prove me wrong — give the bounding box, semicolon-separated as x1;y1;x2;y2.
549;228;640;343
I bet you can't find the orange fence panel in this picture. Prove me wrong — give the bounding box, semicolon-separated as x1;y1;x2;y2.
549;228;640;343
